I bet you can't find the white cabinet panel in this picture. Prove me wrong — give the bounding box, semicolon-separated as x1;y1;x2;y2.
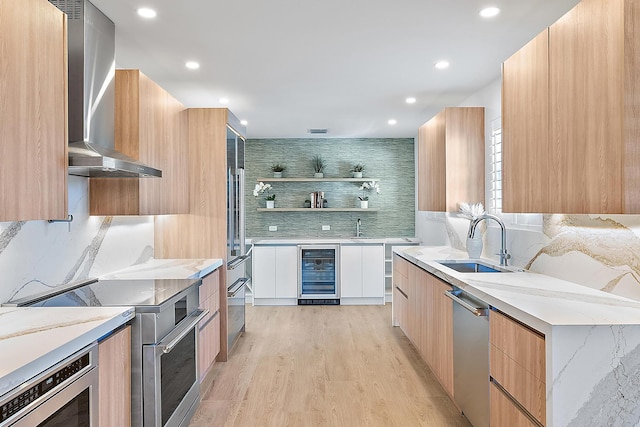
275;245;298;298
340;245;362;298
363;245;385;297
340;244;384;301
253;246;276;299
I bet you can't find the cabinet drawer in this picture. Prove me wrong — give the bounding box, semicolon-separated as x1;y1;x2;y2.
490;382;540;427
393;254;409;277
490;310;545;425
199;270;220;303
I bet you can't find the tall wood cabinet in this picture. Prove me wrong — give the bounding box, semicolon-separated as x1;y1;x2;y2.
89;70;188;215
503;0;640;214
417;107;485;212
155;108;246;363
0;0;68;222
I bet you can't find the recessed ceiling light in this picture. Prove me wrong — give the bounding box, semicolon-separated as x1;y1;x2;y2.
434;60;450;69
219;98;229;105
137;8;157;18
480;7;501;18
388;119;397;125
185;61;200;70
240;120;248;126
405;97;417;104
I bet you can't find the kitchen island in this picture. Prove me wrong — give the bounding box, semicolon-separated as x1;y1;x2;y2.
395;246;640;426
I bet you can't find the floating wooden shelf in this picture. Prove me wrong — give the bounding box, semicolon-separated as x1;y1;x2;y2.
257;208;379;212
256;178;380;183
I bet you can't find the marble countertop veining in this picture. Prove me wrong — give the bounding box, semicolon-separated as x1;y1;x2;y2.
100;258;223;280
0;306;134;398
394;246;640;334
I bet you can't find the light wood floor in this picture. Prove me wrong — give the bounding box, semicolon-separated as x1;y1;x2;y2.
190;304;470;427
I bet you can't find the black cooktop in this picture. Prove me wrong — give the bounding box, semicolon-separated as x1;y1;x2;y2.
25;278;201;311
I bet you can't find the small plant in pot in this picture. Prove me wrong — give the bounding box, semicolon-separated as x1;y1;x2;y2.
253;182;276;208
351;164;365;178
271;163;286;178
358;181;380;208
311;155;326;178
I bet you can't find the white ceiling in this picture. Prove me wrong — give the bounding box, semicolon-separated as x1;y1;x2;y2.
90;0;580;139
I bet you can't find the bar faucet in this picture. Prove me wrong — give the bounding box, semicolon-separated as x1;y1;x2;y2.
468;214;511;266
356;218;362;237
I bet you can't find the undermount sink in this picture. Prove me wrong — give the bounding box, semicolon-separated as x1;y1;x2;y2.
435;260;511;273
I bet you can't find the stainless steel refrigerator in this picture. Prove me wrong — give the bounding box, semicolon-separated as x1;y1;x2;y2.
226;124;250;351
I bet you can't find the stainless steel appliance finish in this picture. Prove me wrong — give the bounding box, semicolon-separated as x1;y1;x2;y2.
445;287;490;427
0;343;98;427
298;245;340;303
48;0;162;178
226;124;249;351
24;278;205;427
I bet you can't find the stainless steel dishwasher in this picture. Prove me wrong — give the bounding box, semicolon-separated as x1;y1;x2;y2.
445;287;489;427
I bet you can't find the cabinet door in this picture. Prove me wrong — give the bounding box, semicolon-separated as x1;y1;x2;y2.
362;245;384;298
490;382;539;427
417;112;446;211
430;276;454;396
340;245;363;297
502;30;550;213
0;0;68;222
549;0;625;214
275;246;298;298
198;312;220;380
99;326;131;427
253;246;276;298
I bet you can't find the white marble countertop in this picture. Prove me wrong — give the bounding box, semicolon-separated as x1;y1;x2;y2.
251;237;420;245
101;258;223;280
0;306;134;398
395;246;640;334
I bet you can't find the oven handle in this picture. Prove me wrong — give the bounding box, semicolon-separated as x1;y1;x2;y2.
228;277;249;297
158;309;209;354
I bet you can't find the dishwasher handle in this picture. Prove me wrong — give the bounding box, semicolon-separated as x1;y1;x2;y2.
445;290;488;317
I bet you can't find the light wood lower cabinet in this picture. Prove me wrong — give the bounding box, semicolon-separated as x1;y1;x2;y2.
490;382;539;427
490;310;546;425
198;269;221;381
98;326;131;427
392;255;453;397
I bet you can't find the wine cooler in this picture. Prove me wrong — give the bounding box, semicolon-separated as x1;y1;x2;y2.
298;245;340;305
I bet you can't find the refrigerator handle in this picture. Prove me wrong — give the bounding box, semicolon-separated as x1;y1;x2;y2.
228;168;235;258
238;169;246;255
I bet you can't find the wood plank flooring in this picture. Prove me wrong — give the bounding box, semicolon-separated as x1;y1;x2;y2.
190;304;470;427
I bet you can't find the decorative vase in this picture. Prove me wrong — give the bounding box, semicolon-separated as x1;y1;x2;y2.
266;200;275;209
360;200;368;209
314;172;324;178
466;235;483;258
353;171;363;178
273;171;283;178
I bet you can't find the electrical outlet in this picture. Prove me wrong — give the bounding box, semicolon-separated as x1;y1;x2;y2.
322;225;330;231
269;226;277;231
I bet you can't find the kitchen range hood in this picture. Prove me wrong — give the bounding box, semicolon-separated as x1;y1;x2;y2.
50;0;162;178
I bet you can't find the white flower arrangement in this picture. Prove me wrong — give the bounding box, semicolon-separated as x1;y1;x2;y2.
458;202;485;220
359;181;380;201
253;182;275;200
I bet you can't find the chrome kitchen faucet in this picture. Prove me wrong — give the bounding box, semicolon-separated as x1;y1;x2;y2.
468;214;511;266
356;218;362;237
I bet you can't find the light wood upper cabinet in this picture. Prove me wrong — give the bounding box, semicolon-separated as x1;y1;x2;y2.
417;107;485;212
99;326;131;427
89;70;188;215
503;0;640;213
0;0;68;222
502;30;550;213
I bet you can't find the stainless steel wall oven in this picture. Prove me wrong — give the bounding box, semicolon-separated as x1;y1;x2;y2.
0;344;98;427
298;245;340;305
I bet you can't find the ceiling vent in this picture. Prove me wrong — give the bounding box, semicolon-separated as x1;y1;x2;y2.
308;128;328;134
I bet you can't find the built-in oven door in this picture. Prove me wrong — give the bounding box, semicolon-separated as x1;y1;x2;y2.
3;346;98;427
142;309;208;427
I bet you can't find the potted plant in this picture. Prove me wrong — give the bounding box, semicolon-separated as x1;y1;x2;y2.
351;164;365;178
253;182;276;208
459;202;486;258
271;163;286;178
311;155;326;178
358;181;380;208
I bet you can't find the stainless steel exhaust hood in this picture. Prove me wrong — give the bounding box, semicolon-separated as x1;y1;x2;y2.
50;0;162;178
